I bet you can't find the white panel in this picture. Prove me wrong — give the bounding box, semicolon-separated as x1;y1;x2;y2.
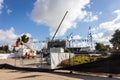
50;53;74;69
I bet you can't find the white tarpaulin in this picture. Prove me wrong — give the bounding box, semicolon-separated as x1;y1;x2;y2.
50;52;74;69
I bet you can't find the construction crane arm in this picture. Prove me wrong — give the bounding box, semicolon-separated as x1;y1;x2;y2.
51;11;68;41
21;41;34;52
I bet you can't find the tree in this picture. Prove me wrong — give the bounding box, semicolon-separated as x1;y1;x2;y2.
16;34;30;47
21;34;29;43
16;34;29;44
110;29;120;50
4;45;9;52
95;43;110;51
65;48;71;53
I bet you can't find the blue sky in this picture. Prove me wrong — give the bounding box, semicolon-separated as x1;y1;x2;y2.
0;0;120;48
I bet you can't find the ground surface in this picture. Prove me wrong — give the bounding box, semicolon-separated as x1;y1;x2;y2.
0;69;120;80
0;58;120;80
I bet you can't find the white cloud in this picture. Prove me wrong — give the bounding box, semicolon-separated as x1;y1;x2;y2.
83;12;98;22
99;11;102;15
0;27;34;46
73;35;81;40
7;9;12;14
30;0;98;37
0;0;4;14
0;27;18;45
92;9;120;45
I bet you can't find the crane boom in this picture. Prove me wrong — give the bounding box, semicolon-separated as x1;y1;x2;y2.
51;11;68;41
21;41;34;52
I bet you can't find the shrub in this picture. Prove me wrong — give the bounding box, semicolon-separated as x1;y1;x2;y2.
60;55;91;67
73;55;90;65
96;56;107;61
64;48;71;53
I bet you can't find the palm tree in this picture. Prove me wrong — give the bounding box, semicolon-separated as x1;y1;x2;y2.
21;34;29;43
16;34;29;46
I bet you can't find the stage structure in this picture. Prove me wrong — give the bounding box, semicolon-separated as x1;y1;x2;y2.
66;27;94;53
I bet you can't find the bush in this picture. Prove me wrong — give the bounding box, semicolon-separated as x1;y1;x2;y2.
73;55;90;65
60;55;91;67
96;56;107;61
64;48;71;53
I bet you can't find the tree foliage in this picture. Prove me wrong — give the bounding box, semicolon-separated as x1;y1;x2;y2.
64;48;71;53
21;34;29;43
110;29;120;50
0;45;9;53
16;34;29;44
95;43;110;51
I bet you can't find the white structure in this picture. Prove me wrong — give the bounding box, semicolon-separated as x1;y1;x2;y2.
50;52;74;69
45;48;74;69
